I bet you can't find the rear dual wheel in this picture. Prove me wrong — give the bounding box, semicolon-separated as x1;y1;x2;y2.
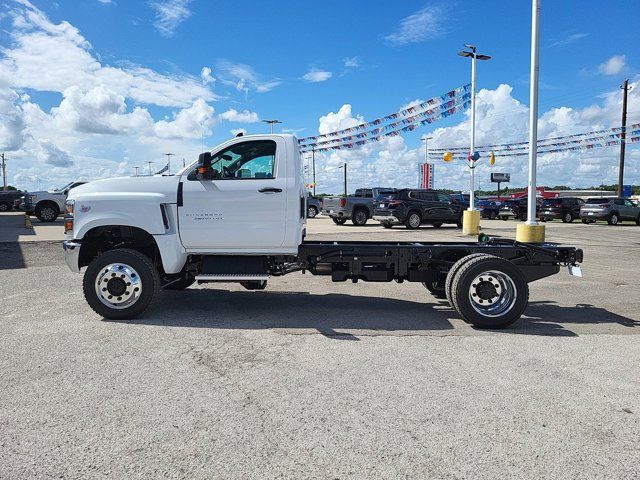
446;254;528;329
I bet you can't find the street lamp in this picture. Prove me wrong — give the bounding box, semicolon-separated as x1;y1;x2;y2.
458;44;491;235
420;136;432;188
164;153;174;175
262;119;282;134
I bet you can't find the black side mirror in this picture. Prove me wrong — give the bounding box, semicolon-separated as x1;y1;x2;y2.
196;152;214;180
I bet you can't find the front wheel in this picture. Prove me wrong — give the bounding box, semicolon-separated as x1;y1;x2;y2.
332;217;347;225
35;203;59;222
405;212;421;229
0;202;11;212
83;248;160;319
450;255;529;329
307;206;318;218
562;212;573;223
608;213;619;225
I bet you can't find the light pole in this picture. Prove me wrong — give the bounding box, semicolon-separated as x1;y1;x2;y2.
458;45;491;211
338;163;347;197
420;136;432;188
164;153;174;175
133;166;140;177
262;119;282;134
516;0;545;242
312;148;316;196
147;161;154;176
1;153;7;190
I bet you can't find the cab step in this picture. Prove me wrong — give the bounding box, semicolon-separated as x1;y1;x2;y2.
195;273;269;282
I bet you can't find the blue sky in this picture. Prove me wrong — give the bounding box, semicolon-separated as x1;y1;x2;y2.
0;0;638;192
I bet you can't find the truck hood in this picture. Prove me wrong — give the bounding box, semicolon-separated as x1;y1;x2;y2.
68;175;181;203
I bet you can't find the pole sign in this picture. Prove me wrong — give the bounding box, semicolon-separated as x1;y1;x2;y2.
622;185;632;197
420;163;434;189
490;173;510;183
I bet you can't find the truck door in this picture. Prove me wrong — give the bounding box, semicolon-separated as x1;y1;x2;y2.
177;138;287;250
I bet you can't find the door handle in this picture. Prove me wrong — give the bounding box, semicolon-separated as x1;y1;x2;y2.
259;187;282;193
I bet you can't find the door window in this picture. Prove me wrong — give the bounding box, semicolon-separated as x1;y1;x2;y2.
204;140;277;180
437;193;452;204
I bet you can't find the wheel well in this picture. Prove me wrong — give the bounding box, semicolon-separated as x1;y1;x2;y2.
78;225;162;271
353;205;370;217
36;200;59;212
407;209;422;218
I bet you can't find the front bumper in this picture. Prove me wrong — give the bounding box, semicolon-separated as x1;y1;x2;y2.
20;202;34;214
372;215;400;224
63;240;81;273
580;211;607;219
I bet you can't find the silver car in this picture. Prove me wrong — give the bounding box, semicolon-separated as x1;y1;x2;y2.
580;197;640;225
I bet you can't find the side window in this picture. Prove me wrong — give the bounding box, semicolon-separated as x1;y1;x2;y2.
624;200;634;207
209;140;276;180
437;193;452;203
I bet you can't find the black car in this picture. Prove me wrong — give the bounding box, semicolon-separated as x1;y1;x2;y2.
539;197;584;223
372;189;464;229
476;199;501;219
0;190;24;212
498;198;542;221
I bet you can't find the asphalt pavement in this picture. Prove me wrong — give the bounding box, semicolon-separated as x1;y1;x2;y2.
1;213;639;479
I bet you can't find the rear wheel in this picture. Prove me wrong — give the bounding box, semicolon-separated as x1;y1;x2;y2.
0;202;11;212
581;218;589;224
450;255;528;329
35;203;59;222
562;212;573;223
83;248;160;319
332;217;347;225
307;206;318;218
422;281;446;299
445;253;492;306
608;213;619;225
405;212;421;229
352;209;368;226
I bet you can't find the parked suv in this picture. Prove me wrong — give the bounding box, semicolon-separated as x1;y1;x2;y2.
0;190;24;212
373;189;463;229
498;198;541;221
476;199;501;219
580;197;640;225
306;195;321;218
539;197;584;223
21;181;86;222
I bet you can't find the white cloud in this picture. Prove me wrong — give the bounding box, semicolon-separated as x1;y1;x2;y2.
97;0;113;4
598;55;626;76
549;32;588;48
0;81;28;151
1;0;213;107
149;0;192;37
384;5;445;46
309;81;640;194
216;60;281;94
200;66;215;85
302;68;332;83
153;98;216;139
219;109;259;123
36;139;73;167
343;57;361;68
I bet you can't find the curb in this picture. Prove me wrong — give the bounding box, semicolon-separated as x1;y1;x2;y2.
24;214;33;230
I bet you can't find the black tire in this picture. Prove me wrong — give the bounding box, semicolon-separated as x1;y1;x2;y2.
332;217;347;225
445;253;492;307
35;202;59;222
607;213;619;225
240;280;267;290
163;277;196;290
636;215;640;226
0;201;11;212
422;281;447;299
489;212;497;220
307;206;318;218
83;248;161;320
501;217;508;221
405;211;421;229
450;255;529;329
352;209;368;226
381;222;393;229
432;222;443;228
562;212;573;223
456;216;463;228
581;218;589;224
540;218;547;223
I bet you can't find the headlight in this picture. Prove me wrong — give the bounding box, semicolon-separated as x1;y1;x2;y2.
65;200;74;214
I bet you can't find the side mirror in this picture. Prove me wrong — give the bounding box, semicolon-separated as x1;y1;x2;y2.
196;152;213;180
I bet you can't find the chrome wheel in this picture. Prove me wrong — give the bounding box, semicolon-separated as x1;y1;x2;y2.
408;213;421;228
354;210;367;225
94;263;142;310
41;207;56;221
307;206;317;218
468;270;517;318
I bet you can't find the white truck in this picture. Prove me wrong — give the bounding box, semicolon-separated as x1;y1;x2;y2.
22;181;86;222
63;134;583;328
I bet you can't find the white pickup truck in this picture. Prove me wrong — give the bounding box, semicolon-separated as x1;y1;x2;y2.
23;181;86;222
63;134;583;328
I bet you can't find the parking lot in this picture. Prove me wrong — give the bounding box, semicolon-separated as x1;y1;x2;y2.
1;213;639;479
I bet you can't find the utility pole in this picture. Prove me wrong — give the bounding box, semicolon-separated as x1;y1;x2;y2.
147;161;154;176
1;153;7;190
164;152;175;175
617;79;629;197
133;166;140;177
312;148;316;196
262;119;282;134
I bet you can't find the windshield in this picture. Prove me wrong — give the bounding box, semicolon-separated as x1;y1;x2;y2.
542;199;562;206
375;192;399;201
585;198;611;204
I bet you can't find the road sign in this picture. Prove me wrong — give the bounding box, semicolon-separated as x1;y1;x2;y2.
491;172;510;183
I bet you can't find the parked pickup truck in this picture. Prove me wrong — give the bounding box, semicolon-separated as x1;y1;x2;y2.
322;187;396;225
63;134;584;329
22;181;86;222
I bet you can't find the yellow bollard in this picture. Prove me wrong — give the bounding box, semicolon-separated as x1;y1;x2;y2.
462;210;480;236
515;223;545;242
